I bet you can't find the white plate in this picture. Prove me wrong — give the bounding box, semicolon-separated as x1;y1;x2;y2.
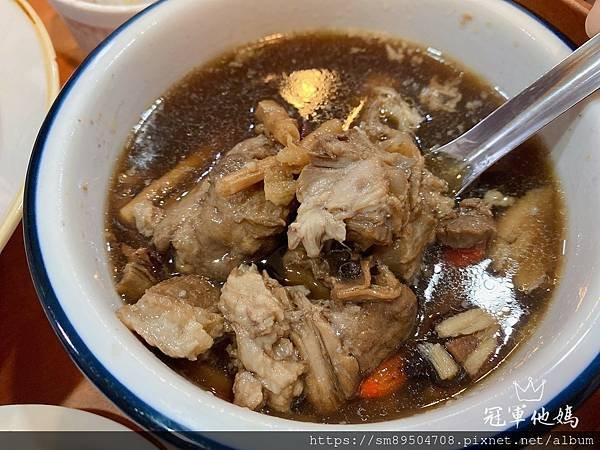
0;0;59;252
0;405;157;450
0;404;130;431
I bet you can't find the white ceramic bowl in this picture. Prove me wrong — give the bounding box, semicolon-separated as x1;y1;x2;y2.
24;0;600;446
0;0;59;252
49;0;155;53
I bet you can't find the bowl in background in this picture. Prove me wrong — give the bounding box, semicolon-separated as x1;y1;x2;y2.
24;0;600;447
48;0;155;53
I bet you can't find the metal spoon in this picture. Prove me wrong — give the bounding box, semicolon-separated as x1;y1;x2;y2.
431;33;600;196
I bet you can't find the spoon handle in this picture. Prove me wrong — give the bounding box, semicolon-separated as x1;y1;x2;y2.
444;33;600;194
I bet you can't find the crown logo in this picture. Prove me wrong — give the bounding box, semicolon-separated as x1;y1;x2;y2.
514;377;546;402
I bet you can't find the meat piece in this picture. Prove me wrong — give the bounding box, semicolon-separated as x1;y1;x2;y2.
359;86;455;280
287;287;360;413
288;130;392;256
147;274;221;311
219;265;305;412
289;122;453;279
219;265;291;337
374;169;454;281
117;276;225;360
115;246;164;302
219;264;360;414
284;87;452;281
278;247;331;298
437;198;496;249
361;86;423;140
289;126;420;256
287;85;427;258
419;76;462;113
256;100;300;146
488;186;560;292
220;262;416;412
323;282;417;373
233;371;265;410
146;136;289;281
483;189;515;208
445;334;479;364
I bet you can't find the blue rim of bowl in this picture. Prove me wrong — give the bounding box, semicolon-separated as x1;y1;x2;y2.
23;0;594;448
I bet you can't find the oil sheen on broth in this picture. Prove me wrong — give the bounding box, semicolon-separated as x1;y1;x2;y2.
106;32;564;423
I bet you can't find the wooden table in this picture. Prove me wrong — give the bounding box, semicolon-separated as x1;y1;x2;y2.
1;0;597;435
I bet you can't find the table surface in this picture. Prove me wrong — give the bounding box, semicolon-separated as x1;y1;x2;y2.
1;0;598;435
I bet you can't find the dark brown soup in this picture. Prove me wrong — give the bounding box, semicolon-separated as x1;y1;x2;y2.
106;32;565;424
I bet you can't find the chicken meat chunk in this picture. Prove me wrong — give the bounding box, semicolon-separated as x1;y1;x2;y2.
219;265;305;412
288;129;393;256
136;136;289;281
437;198;496;249
287;286;360;413
117;275;225;360
322;281;417;373
488;186;560;292
288;87;453;282
219;262;417;414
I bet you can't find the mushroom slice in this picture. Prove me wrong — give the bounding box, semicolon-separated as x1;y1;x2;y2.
331;261;402;302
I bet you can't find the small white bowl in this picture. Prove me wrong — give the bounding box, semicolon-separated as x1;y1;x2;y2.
49;0;155;53
24;0;600;447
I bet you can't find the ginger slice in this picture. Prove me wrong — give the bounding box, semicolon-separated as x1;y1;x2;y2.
435;308;496;338
215;156;278;197
276;119;343;168
218;119;344;198
256;100;300;146
417;342;460;380
119;151;209;227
